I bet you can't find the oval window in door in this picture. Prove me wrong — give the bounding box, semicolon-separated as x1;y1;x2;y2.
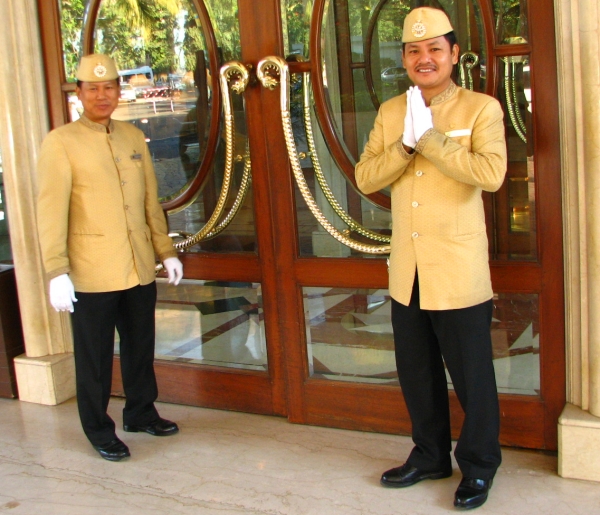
91;0;221;210
85;0;256;253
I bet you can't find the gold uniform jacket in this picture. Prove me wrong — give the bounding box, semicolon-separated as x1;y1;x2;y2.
37;115;177;293
355;83;507;310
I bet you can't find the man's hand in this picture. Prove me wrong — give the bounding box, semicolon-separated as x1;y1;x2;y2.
49;274;77;313
410;86;433;142
163;257;183;286
402;87;417;149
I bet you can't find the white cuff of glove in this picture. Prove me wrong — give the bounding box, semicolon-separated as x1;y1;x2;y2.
163;257;183;286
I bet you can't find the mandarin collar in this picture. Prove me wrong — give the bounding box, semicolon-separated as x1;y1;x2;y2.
79;114;115;134
429;81;457;106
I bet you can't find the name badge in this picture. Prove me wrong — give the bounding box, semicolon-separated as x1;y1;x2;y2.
131;153;142;161
445;129;472;137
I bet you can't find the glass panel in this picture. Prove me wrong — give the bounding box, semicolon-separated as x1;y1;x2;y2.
281;0;313;59
291;74;392;257
304;287;540;395
491;292;539;395
0;149;12;262
493;0;528;44
89;0;255;253
288;0;487;258
304;287;397;384
59;0;85;82
116;278;267;371
95;0;214;202
488;55;536;260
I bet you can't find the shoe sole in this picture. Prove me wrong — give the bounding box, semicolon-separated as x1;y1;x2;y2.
99;453;130;462
123;425;179;436
380;470;453;488
453;495;488;510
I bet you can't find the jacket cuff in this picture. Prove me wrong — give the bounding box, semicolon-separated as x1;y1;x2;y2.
158;250;178;262
395;138;415;160
415;128;436;153
46;266;71;282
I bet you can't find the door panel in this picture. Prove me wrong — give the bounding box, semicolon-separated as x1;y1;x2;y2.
45;0;563;449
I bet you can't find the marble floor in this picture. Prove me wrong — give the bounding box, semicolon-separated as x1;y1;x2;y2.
1;397;599;515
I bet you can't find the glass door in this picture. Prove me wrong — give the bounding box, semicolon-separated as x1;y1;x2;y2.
46;0;563;449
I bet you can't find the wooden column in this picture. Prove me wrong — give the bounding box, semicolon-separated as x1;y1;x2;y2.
0;0;75;405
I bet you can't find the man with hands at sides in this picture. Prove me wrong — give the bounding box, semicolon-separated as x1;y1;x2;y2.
356;7;507;510
37;54;183;462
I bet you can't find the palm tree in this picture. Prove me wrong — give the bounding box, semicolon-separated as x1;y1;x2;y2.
104;0;181;39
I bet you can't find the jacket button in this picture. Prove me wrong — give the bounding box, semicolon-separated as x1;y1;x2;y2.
412;201;419;208
416;170;423;176
412;232;419;239
124;205;129;210
115;157;121;163
121;181;126;186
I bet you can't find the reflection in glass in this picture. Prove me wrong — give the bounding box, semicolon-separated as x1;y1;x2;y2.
93;0;213;202
493;0;528;44
487;55;535;260
0;149;11;262
59;0;85;82
291;0;489;258
76;0;256;253
288;74;392;257
304;287;397;384
115;279;267;371
281;0;312;58
491;292;539;395
304;287;540;395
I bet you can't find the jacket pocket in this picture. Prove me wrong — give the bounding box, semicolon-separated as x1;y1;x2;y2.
453;231;484;241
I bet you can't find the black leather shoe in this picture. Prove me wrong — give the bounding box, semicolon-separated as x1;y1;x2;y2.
92;438;130;461
123;417;179;436
381;462;452;488
454;477;493;509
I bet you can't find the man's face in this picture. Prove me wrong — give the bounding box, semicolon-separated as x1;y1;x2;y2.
76;80;119;125
403;36;459;98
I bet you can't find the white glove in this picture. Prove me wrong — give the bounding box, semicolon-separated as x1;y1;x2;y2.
402;87;417;149
49;274;77;313
410;86;434;142
163;257;183;286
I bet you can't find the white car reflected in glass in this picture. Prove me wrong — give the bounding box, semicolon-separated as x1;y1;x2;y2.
380;66;407;82
119;84;137;103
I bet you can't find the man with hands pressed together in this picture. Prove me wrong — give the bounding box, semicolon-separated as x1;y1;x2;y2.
356;8;507;510
37;54;184;462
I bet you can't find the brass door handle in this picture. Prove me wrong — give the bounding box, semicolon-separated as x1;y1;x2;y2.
256;56;390;255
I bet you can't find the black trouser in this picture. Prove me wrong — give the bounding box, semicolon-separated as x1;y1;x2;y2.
71;282;159;446
391;275;501;480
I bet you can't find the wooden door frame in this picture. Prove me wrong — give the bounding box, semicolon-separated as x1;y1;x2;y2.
38;0;564;449
264;0;564;450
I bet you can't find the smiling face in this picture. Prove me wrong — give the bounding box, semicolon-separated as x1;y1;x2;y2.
76;80;119;126
403;36;459;103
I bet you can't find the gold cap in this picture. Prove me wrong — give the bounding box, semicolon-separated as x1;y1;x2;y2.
76;54;119;82
402;7;453;43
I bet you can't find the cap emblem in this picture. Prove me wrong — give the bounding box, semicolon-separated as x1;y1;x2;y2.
412;20;427;38
93;63;107;78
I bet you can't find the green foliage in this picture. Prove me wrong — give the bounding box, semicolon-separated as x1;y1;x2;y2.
203;0;240;62
59;0;86;81
284;0;311;55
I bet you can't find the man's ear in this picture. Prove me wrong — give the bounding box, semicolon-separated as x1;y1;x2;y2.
452;44;460;65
